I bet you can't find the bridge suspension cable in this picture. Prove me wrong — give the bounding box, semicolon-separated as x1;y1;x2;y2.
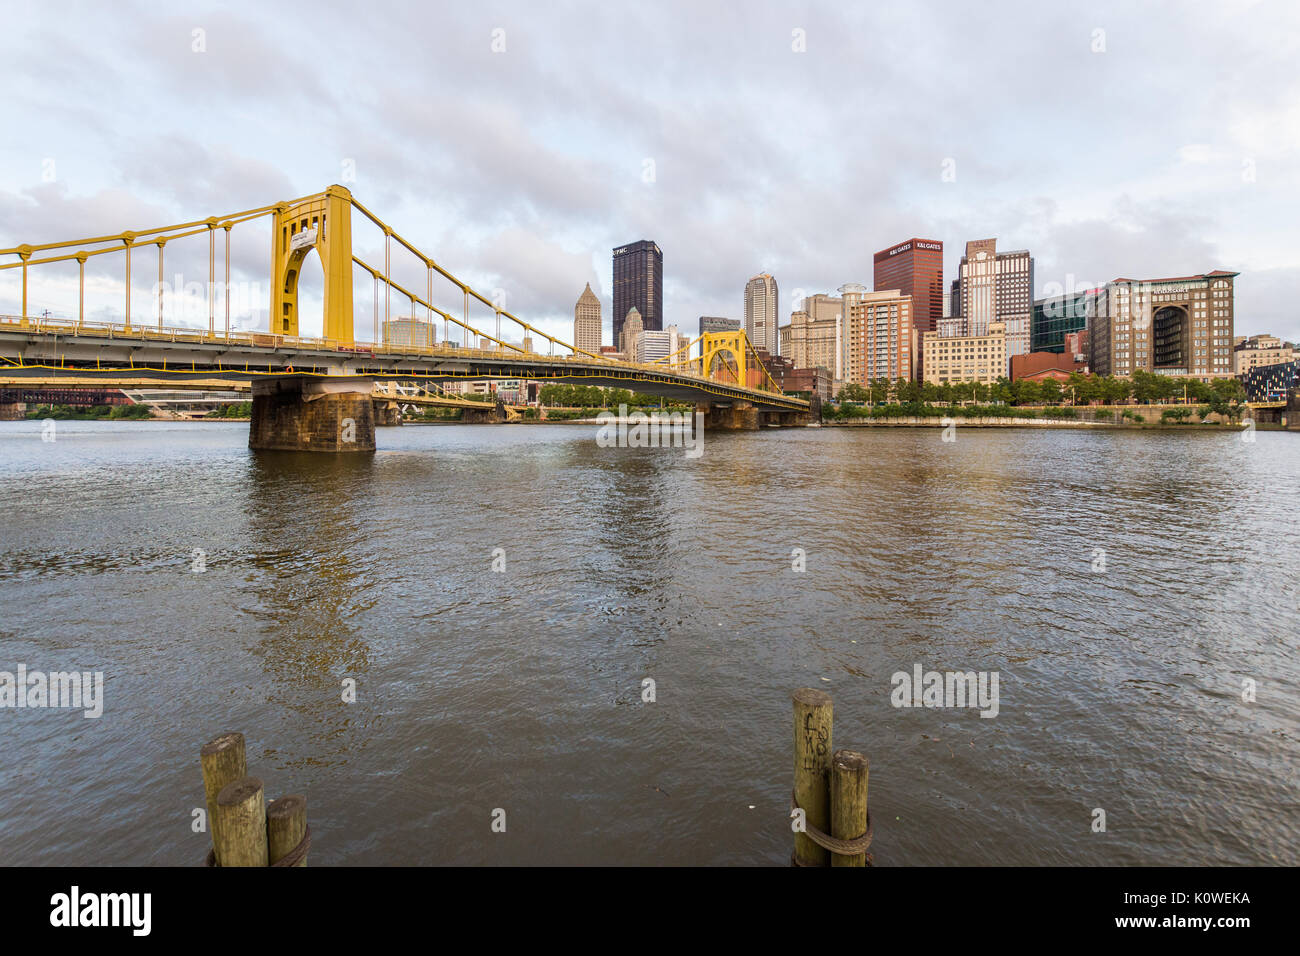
346;195;609;364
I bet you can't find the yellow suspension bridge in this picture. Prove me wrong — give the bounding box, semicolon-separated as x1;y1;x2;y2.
0;185;809;450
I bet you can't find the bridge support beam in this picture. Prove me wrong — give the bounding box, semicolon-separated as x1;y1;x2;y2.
249;377;375;452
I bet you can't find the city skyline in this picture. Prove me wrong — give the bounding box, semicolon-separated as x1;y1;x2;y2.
0;2;1294;348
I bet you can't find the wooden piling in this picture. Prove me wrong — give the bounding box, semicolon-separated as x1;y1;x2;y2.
831;749;869;867
792;687;833;866
214;776;269;867
267;794;308;867
200;732;246;866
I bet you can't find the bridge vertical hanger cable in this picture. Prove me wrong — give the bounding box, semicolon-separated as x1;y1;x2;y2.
20;250;28;322
76;254;85;331
123;235;132;331
208;222;215;336
157;240;165;331
224;224;231;342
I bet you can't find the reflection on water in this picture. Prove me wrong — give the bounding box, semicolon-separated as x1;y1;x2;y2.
242;452;379;770
0;419;1296;865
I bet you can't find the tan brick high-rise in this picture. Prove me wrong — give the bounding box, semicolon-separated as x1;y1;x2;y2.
573;282;602;354
1089;271;1238;379
842;287;916;385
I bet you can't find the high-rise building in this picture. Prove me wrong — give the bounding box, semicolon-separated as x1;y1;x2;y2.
744;273;780;356
874;239;943;336
1031;289;1096;353
382;317;436;348
955;239;1033;373
838;283;867;380
613;240;663;351
1234;334;1294;376
573;283;602;354
699;315;741;337
922;321;1008;386
634;325;684;364
1089;270;1238;379
781;293;842;379
619;307;644;358
843;288;916;386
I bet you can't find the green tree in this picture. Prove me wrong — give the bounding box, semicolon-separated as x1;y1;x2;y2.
838;383;869;403
895;377;922;404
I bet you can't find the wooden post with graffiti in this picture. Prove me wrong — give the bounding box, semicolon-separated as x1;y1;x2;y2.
792;687;833;866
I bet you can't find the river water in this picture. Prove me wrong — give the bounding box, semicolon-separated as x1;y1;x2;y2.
0;419;1296;866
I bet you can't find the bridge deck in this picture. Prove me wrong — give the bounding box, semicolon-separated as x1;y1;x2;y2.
0;315;809;411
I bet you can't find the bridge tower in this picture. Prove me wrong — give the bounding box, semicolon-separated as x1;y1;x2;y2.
700;330;749;386
269;185;354;342
251;185;373;451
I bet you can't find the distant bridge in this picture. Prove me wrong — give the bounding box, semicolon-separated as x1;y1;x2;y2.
0;185;808;450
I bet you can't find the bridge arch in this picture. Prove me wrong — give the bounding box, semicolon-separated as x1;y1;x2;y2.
270;185;354;342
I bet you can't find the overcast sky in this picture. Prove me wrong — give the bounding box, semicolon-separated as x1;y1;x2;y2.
1;0;1297;346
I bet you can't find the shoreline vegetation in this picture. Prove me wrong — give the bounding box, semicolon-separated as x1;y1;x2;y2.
13;371;1280;431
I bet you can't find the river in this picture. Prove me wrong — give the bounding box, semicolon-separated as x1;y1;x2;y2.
0;419;1296;865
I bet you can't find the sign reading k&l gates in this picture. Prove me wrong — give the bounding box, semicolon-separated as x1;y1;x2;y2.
881;239;943;258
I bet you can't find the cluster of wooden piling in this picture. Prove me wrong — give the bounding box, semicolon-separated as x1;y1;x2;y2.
792;688;872;867
200;732;310;867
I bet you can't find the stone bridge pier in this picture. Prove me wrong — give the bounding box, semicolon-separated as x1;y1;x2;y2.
249;377;376;452
696;401;759;430
374;401;402;427
695;400;813;430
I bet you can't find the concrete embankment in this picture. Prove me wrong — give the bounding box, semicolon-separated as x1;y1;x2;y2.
827;417;1109;428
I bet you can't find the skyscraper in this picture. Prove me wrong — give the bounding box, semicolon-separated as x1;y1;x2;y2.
612;240;662;351
744;273;779;356
873;239;943;336
573;283;602;354
955;239;1034;373
842;288;916;386
619;307;644;358
781;293;842;378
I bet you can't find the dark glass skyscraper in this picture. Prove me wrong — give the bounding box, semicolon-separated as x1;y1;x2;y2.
612;240;663;349
1031;289;1095;353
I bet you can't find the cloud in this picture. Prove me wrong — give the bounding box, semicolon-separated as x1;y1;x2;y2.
1;0;1296;343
